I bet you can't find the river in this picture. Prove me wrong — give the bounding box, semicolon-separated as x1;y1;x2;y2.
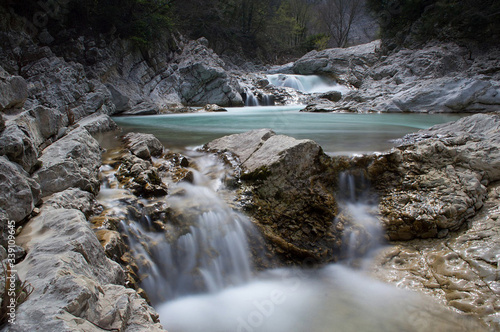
102;107;484;331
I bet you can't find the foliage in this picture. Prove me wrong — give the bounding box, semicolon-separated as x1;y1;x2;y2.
366;0;500;45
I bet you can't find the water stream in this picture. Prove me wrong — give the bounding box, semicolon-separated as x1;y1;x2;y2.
101;105;483;331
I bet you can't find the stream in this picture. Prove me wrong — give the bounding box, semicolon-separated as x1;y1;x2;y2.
99;105;483;331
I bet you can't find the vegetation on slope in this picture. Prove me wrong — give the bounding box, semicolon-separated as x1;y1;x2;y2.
366;0;500;47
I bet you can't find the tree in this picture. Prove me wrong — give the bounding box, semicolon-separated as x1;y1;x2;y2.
318;0;364;47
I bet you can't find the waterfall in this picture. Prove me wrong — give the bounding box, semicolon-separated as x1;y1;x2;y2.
267;74;348;94
336;171;382;261
244;90;259;106
97;153;256;304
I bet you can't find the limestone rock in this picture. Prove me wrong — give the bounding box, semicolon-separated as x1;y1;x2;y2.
33;127;102;197
203;104;227;112
11;208;164;331
177;39;243;107
42;188;101;218
206;129;339;264
123;132;164;160
0;156;41;222
78;113;119;135
0;66;28;111
361;114;500;240
320;90;342;102
292;40;381;87
0;124;39;172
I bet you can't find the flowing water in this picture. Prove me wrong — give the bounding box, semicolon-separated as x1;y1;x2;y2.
113;106;465;155
267;74;350;94
101;106;486;331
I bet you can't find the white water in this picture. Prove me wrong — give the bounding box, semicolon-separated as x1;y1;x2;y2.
267;74;349;94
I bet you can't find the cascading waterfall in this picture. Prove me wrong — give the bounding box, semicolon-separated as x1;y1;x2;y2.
336;171;382;262
244;89;275;106
97;143;485;332
244;90;259;106
97;153;256;304
267;74;349;94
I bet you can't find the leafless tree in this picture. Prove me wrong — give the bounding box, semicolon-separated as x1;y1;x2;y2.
318;0;364;48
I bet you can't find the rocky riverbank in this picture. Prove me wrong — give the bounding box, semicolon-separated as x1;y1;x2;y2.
1;8;500;330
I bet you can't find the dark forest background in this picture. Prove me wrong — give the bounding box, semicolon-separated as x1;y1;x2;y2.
1;0;499;63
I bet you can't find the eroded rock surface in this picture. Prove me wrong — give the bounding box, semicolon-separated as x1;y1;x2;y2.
370;182;500;330
205;129;340;264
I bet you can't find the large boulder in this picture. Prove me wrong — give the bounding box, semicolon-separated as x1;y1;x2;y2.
360;114;500;240
177;38;243;107
0;156;41;222
205;129;340;264
0;124;39;172
33;127;102;197
11;208;164;331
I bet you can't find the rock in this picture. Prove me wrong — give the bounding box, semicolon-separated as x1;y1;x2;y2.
177;39;243;107
0;124;39;172
320;90;342;102
78;113;119;134
30;105;65;139
202;104;227;112
12;208;164;331
0;156;41;222
115;153;168;198
205;129;339;264
361;114;500;240
42;188;101;218
123;132;164;160
292;40;381;87
106;84;132;112
0;66;28;111
300;103;338;113
120;102;160;116
94;229;127;262
370;182;500;330
33;127;102;197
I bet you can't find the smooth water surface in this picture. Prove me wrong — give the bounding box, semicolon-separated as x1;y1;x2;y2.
113;106;465;155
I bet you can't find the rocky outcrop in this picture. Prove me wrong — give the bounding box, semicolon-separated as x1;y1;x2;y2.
0;156;40;222
205;129;340;264
12;208;163;332
370;178;500;330
177;39;243;107
291;41;500;113
353;114;500;240
0;67;28;111
292;40;381;88
33;127;102;196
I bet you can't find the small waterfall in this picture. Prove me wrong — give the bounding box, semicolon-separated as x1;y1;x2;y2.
267;74;348;94
261;94;274;106
244;90;259;106
336;171;382;262
98;153;256;304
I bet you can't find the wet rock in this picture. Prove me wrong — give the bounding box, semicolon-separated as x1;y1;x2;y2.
0;156;41;222
370;182;500;330
300;103;338;113
205;129;339;264
361;114;500;240
115;153;168;197
203;104;227;112
33;127;102;197
12;208;163;331
320;90;342;102
95;229;127;262
120;102;160;116
123;132;164;160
